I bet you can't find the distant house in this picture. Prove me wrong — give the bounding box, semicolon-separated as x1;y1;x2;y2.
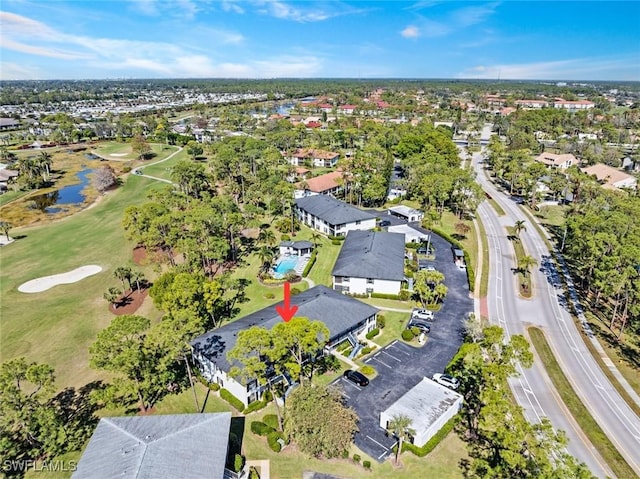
535;152;577;170
553;99;595;110
380;377;463;448
0;169;19;191
515;99;548;109
73;413;232;479
294;170;343;198
279;240;313;257
191;286;379;405
332;230;406;295
295;195;376;236
338;105;357;115
582;163;638;190
0;118;19;130
285;148;340;168
388;205;424;223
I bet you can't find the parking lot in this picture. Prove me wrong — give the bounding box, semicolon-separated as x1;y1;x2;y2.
330;229;473;461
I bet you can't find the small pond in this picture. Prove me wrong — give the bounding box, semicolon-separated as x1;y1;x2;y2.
30;169;93;213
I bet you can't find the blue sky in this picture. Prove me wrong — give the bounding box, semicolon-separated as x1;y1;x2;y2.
1;1;639;81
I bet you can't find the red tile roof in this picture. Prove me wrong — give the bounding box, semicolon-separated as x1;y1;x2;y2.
297;171;343;193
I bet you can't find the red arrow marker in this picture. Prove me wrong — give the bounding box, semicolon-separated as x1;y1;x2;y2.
275;282;298;322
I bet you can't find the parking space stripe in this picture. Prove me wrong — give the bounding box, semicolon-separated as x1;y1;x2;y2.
371;356;393;369
380;350;401;361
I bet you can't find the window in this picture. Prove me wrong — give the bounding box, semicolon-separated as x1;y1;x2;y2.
355;220;361;225
366;288;373;294
366;278;374;284
343;277;350;282
335;276;343;284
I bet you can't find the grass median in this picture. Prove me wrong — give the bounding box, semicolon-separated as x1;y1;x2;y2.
528;327;636;479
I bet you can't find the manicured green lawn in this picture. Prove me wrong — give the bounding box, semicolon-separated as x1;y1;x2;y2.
138;147;190;181
0;189;30;207
0;174;165;388
93;141;133;157
373;311;411;347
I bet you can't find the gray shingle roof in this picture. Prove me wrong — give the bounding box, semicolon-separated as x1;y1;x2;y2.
295;195;375;226
332;230;406;281
280;240;313;250
73;413;231;479
190;285;379;371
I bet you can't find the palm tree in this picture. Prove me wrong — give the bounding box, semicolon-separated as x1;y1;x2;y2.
113;266;132;291
310;230;321;249
36;151;52;182
518;255;538;277
257;228;277;247
0;221;11;241
255;246;275;274
388;414;415;465
103;287;122;306
130;270;145;292
513;220;526;239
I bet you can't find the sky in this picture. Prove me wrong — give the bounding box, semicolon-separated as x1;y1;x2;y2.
1;0;639;81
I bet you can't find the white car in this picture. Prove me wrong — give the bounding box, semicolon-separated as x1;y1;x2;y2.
432;373;460;390
412;309;434;321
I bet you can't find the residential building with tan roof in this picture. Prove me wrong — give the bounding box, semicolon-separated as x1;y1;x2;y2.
515;99;548;109
582;163;637;190
535;152;577;170
294;170;343;199
285;148;340;168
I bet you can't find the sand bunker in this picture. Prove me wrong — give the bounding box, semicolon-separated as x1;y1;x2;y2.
18;265;103;293
109;153;128;157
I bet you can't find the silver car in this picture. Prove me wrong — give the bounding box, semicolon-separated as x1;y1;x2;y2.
432;373;459;390
412;309;434;321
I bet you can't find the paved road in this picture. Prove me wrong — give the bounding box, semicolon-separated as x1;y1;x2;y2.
473;150;640;477
330;230;473;461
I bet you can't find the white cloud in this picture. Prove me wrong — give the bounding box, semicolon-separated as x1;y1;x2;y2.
456;56;640;81
254;0;365;23
0;61;42;80
403;2;498;40
452;2;499;27
130;0;159;16
401;25;421;39
221;0;245;14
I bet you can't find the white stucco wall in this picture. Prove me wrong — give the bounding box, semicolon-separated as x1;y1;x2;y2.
333;276;402;295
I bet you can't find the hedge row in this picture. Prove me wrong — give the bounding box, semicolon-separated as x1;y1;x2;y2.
430;227;475;291
302;250;317;277
251;421;274;436
370;292;400;300
401;416;457;457
327;235;345;241
267;431;287;452
365;328;380;339
220;388;245;412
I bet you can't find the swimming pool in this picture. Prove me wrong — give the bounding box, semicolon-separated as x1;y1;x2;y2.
273;256;299;278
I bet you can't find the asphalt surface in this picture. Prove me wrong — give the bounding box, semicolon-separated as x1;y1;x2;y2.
330;225;473;461
473;149;640;477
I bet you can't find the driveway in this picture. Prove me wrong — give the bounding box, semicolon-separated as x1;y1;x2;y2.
331;231;473;461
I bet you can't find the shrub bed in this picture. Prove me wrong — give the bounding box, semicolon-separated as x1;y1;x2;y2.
244;398;269;414
220;388;245;412
376;315;386;329
358;345;377;358
267;431;286;452
251;421;275;437
302;250;317;277
370;292;401;300
365;328;380;339
360;365;375;376
402;329;415;341
402;416;457;457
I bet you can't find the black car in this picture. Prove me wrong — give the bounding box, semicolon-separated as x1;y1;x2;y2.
408;321;431;334
343;370;369;387
379;220;391;227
